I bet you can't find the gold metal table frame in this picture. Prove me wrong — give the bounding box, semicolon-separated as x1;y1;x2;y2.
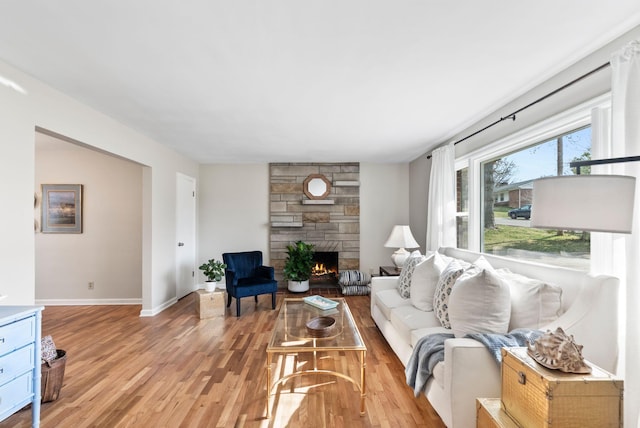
265;298;367;418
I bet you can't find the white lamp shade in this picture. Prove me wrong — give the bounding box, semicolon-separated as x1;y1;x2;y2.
531;175;636;233
384;225;419;249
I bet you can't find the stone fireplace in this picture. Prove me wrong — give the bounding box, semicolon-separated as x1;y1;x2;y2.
269;163;360;285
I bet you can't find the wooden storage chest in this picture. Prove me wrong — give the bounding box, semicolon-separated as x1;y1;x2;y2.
501;347;623;427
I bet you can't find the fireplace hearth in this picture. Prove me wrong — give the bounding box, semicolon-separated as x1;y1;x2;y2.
310;251;338;285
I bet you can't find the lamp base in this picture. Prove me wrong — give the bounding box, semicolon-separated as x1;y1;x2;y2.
391;248;410;268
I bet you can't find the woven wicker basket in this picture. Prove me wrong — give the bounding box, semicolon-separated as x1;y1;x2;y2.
41;349;66;403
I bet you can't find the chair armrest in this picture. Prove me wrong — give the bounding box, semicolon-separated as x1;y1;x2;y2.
255;265;275;280
225;269;237;287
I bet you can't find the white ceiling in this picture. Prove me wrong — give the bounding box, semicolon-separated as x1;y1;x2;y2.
2;1;640;163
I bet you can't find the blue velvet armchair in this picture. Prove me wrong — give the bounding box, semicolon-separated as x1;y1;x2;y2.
222;251;278;317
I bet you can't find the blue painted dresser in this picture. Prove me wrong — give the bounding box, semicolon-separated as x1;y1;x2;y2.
0;306;44;427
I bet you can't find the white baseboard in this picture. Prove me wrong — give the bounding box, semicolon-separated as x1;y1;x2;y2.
35;298;142;306
139;297;177;317
36;296;180;318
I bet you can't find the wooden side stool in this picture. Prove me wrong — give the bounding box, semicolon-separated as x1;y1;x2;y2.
195;289;226;319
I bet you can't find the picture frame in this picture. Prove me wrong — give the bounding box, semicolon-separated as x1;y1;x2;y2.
41;184;83;233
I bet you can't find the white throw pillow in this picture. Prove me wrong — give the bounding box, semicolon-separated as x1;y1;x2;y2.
433;260;466;328
496;269;563;330
410;252;449;311
448;269;511;338
473;255;494;272
397;253;426;299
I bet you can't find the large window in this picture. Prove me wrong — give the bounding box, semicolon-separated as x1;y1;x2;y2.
454;96;608;270
480;127;591;269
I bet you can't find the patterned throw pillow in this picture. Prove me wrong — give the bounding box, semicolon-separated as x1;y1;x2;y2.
433;260;465;328
41;335;57;363
340;284;371;296
338;270;372;286
397;254;426;299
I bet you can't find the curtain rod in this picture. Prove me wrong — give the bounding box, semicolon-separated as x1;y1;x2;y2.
426;61;611;159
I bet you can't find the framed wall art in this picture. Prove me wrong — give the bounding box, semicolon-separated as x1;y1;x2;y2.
41;184;83;233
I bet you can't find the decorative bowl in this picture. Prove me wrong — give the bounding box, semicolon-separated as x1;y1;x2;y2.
306;316;336;338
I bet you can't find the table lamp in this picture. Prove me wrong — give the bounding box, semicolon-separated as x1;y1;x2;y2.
384;225;419;268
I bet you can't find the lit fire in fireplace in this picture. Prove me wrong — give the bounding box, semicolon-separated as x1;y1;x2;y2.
312;263;330;276
310;251;338;284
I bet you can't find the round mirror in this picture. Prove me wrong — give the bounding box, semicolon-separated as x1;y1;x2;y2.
303;174;331;200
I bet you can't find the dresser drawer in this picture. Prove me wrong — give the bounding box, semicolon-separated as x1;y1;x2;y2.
0;371;33;420
0;317;35;357
0;343;35;387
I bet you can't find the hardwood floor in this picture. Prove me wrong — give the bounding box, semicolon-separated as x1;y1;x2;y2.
2;291;446;428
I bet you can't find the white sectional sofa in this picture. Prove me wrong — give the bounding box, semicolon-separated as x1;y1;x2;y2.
370;247;619;428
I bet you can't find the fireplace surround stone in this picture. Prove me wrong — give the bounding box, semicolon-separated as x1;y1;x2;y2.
270;163;360;285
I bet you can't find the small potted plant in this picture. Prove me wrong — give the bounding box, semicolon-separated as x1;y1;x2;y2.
199;259;227;291
283;241;315;292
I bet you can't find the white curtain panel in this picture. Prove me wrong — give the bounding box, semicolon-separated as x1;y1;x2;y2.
611;39;640;428
426;144;456;251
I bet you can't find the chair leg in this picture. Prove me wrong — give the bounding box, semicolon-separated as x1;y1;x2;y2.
254;295;258;303
236;298;241;317
272;292;276;309
227;293;232;307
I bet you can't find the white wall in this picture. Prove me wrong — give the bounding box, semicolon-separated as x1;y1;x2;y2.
360;163;412;274
0;66;35;305
35;133;142;303
409;153;430;250
197;164;271;283
0;60;198;314
197;163;411;281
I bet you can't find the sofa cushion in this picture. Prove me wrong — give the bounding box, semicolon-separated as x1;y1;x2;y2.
431;361;445;389
410;252;450;312
375;288;413;320
448;269;511;338
390;306;441;346
410;326;452;348
409;326;450;389
496;269;563;330
433;260;466;328
397;253;427;299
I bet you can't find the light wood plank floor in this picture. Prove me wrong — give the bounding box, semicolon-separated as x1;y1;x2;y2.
2;290;446;428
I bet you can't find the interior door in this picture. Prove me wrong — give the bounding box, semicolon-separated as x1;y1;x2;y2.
176;173;196;299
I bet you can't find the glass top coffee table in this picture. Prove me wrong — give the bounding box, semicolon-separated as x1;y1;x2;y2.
265;297;367;418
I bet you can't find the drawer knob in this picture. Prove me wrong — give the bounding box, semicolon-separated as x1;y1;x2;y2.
518;371;526;385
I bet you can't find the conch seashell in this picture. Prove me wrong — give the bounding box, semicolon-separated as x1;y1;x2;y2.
527;327;591;374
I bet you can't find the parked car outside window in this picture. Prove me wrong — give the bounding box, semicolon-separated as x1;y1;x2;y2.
508;204;531;220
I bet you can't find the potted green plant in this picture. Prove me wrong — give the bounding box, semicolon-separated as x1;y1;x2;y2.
199;259;227;291
283;240;315;292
